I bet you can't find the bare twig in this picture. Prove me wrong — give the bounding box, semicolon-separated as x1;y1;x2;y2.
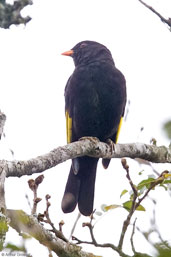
138;0;171;29
59;220;65;232
72;211;132;257
118;159;138;250
73;219;152;257
83;222;98;246
69;212;81;240
25;194;32;211
121;159;138;197
28;175;44;215
130;218;137;254
73;234;131;257
38;194;68;243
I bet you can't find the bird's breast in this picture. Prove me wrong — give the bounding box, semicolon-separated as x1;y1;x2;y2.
66;63;125;141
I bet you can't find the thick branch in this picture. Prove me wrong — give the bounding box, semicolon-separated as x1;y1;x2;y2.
0;111;6;212
0;168;6;212
0;139;170;178
6;209;97;257
138;0;171;29
0;0;32;29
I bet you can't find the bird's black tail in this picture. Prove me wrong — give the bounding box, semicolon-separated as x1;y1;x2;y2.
61;157;98;216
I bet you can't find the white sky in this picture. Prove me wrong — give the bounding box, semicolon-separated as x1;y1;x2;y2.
0;0;171;256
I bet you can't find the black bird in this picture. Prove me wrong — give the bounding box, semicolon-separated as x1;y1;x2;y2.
61;41;126;216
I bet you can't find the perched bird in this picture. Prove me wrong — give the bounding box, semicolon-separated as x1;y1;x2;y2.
61;41;126;216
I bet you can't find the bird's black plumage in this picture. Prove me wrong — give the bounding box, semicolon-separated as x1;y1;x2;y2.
61;40;126;216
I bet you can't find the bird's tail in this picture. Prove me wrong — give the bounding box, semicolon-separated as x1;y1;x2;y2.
61;164;80;213
61;157;98;216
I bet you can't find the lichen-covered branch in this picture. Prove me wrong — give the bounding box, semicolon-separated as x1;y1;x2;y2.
1;141;169;257
138;0;171;30
0;0;32;29
0;168;6;212
0;111;6;213
0;212;8;251
0;138;170;178
6;209;98;257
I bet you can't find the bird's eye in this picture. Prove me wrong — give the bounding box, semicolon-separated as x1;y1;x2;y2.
80;43;87;48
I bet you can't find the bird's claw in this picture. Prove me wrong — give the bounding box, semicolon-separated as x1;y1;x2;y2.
106;139;115;154
79;136;100;143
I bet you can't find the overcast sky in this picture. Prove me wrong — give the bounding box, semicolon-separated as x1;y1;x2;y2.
0;0;171;256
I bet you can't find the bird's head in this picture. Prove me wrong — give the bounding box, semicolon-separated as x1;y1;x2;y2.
62;40;114;67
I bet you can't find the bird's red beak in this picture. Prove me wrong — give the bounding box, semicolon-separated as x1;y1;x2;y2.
61;50;74;56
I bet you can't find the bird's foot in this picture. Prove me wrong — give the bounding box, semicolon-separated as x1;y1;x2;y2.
106;139;115;154
79;136;100;143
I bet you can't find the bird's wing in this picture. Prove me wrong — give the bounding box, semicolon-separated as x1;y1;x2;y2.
65;76;73;144
115;116;123;143
66;110;72;144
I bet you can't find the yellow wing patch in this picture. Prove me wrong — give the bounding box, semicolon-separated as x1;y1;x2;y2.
66;111;72;143
115;117;123;143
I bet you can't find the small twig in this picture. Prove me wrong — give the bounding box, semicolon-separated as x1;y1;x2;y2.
72;212;151;257
130;218;137;254
118;159;138;250
59;220;65;232
28;175;44;215
83;222;97;246
39;194;68;242
72;212;131;256
149;163;160;176
72;232;131;257
69;212;81;240
124;100;130;122
25;194;32;211
138;0;171;30
48;248;53;257
135;170;168;209
121;159;138;197
72;235;93;246
73;212;97;246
